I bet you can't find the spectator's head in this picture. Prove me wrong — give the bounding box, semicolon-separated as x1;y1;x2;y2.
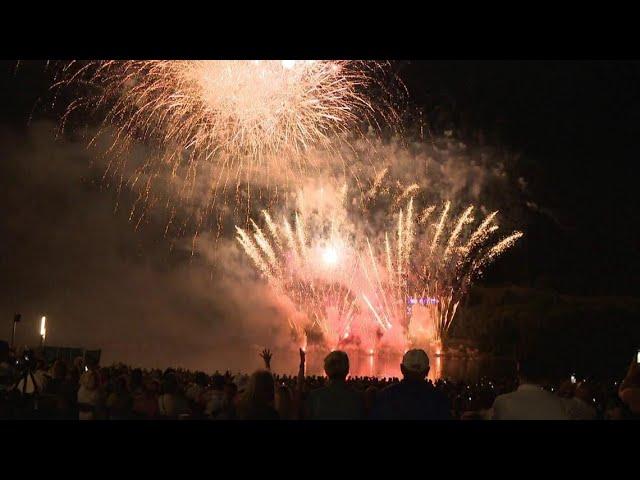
52;360;67;380
245;370;275;407
211;374;225;391
234;374;249;397
323;351;349;381
80;370;99;391
400;349;430;381
73;356;84;372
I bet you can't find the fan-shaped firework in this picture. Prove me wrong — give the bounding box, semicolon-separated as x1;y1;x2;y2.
235;190;362;348
236;177;523;354
362;198;523;350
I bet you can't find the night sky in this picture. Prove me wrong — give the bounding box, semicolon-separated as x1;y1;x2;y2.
1;61;638;369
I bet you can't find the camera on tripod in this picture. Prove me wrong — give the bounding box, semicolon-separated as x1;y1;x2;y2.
12;347;42;398
14;348;36;372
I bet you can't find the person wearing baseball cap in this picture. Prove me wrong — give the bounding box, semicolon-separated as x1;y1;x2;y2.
370;349;450;420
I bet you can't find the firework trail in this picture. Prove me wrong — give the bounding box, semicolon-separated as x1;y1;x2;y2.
363;198;523;349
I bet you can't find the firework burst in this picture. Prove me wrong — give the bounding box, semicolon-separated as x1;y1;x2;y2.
53;60;400;237
58;60;392;159
362;198;523;349
237;174;523;354
235;187;362;349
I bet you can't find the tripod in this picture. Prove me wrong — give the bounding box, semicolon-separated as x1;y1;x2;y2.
12;364;41;416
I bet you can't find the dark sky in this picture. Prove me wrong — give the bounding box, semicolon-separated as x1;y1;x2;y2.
1;61;638;368
398;61;640;295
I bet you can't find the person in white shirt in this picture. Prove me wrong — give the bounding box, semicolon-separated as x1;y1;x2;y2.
77;370;104;420
490;353;569;420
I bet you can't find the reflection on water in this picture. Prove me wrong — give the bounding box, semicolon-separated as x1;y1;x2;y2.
283;346;516;383
201;345;515;384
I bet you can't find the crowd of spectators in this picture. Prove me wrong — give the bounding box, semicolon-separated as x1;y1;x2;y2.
1;339;638;420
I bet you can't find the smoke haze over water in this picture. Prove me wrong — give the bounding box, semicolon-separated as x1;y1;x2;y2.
0;121;530;372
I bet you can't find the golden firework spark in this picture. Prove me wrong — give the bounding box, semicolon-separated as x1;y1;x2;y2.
58;60;389;158
54;60;401;236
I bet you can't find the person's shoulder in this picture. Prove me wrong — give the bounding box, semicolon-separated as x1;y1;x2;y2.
306;385;327;400
620;387;640;401
385;382;402;392
493;390;516;405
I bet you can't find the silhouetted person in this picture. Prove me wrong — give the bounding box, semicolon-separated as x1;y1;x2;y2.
305;351;364;420
371;349;450;420
158;373;190;419
44;360;76;419
236;370;279;420
489;352;569;420
205;374;227;419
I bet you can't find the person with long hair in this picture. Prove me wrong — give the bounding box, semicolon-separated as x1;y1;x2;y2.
236;370;279;420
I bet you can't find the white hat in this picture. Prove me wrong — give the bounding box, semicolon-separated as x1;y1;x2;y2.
402;349;429;373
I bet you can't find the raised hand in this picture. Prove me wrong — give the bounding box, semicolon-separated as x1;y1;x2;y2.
299;348;306;366
260;348;273;370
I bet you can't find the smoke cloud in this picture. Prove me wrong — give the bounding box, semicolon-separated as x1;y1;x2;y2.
0;120;531;373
